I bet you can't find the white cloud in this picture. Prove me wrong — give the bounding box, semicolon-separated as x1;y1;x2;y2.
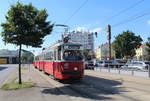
90;27;102;33
73;26;102;33
75;27;88;32
147;20;150;25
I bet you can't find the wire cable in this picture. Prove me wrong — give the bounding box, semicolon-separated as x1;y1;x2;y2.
112;10;150;28
102;0;144;24
63;0;89;24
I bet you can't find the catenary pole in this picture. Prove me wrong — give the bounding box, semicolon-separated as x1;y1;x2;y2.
106;25;111;60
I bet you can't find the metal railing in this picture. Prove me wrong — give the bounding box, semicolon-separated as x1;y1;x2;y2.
93;65;150;78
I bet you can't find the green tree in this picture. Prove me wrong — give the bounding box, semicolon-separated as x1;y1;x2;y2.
1;2;53;84
145;37;150;61
21;50;34;64
83;49;91;60
112;30;142;59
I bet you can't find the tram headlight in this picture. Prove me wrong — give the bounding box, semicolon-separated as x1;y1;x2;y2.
74;67;78;71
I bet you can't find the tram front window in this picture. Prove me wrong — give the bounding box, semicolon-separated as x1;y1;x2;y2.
63;50;83;61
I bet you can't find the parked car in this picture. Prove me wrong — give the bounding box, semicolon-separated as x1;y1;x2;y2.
121;62;134;69
85;60;94;70
111;59;127;68
95;60;112;67
144;61;150;69
121;61;150;70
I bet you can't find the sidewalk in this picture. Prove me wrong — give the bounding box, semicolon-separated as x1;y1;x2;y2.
86;70;150;85
0;65;71;101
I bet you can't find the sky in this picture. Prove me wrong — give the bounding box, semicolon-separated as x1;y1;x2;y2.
0;0;150;55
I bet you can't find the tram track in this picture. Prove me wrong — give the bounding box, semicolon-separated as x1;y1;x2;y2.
60;78;141;101
84;75;150;94
86;71;150;93
68;76;144;101
89;70;150;86
36;68;150;101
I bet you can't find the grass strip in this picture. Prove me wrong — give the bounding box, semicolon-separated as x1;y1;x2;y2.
21;66;28;70
1;80;36;90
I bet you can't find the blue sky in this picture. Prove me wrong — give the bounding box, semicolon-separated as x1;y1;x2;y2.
0;0;150;55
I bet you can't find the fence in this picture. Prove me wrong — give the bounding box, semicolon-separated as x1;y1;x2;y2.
94;65;150;78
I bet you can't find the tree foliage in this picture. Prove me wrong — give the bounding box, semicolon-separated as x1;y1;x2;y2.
1;2;53;47
21;50;34;64
112;30;143;59
0;2;53;84
83;49;91;60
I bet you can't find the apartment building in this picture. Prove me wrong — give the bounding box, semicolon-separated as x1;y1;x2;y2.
64;31;94;50
95;43;115;59
135;44;148;60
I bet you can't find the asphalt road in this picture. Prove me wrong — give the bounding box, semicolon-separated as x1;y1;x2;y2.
0;64;18;87
34;68;150;101
1;65;150;101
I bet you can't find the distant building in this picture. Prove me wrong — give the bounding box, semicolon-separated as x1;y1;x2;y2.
0;49;19;64
135;44;148;61
0;49;33;64
64;31;94;50
95;43;115;60
95;47;101;59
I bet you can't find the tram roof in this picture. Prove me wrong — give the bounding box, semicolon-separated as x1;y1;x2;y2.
48;41;81;48
38;41;82;55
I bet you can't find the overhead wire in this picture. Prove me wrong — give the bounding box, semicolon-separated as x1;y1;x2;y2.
99;9;150;38
102;0;145;24
112;9;150;28
63;0;89;24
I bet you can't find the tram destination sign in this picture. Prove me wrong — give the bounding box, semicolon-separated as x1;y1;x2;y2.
64;45;82;50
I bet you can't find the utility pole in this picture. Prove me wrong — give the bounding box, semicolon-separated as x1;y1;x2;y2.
106;24;111;60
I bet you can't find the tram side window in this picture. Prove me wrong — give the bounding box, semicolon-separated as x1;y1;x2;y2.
58;47;61;60
35;56;39;61
44;51;53;60
43;54;46;60
58;51;61;60
39;55;43;60
44;53;49;60
50;51;54;60
37;57;39;61
49;51;54;60
54;51;57;60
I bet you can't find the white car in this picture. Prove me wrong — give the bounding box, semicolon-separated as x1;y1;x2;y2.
95;60;112;67
121;61;150;70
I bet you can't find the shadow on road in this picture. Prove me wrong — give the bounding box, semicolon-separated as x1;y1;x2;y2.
41;75;127;100
0;66;8;71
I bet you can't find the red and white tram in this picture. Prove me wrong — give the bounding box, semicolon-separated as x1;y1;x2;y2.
34;41;84;80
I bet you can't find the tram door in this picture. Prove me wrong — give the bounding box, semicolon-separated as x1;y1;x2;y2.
53;46;62;78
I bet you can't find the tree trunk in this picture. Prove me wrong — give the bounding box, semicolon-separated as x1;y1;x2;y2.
18;44;22;84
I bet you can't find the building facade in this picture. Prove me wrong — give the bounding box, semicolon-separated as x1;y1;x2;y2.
0;49;34;64
95;46;101;59
135;44;148;60
64;31;94;50
0;49;19;64
95;43;115;60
